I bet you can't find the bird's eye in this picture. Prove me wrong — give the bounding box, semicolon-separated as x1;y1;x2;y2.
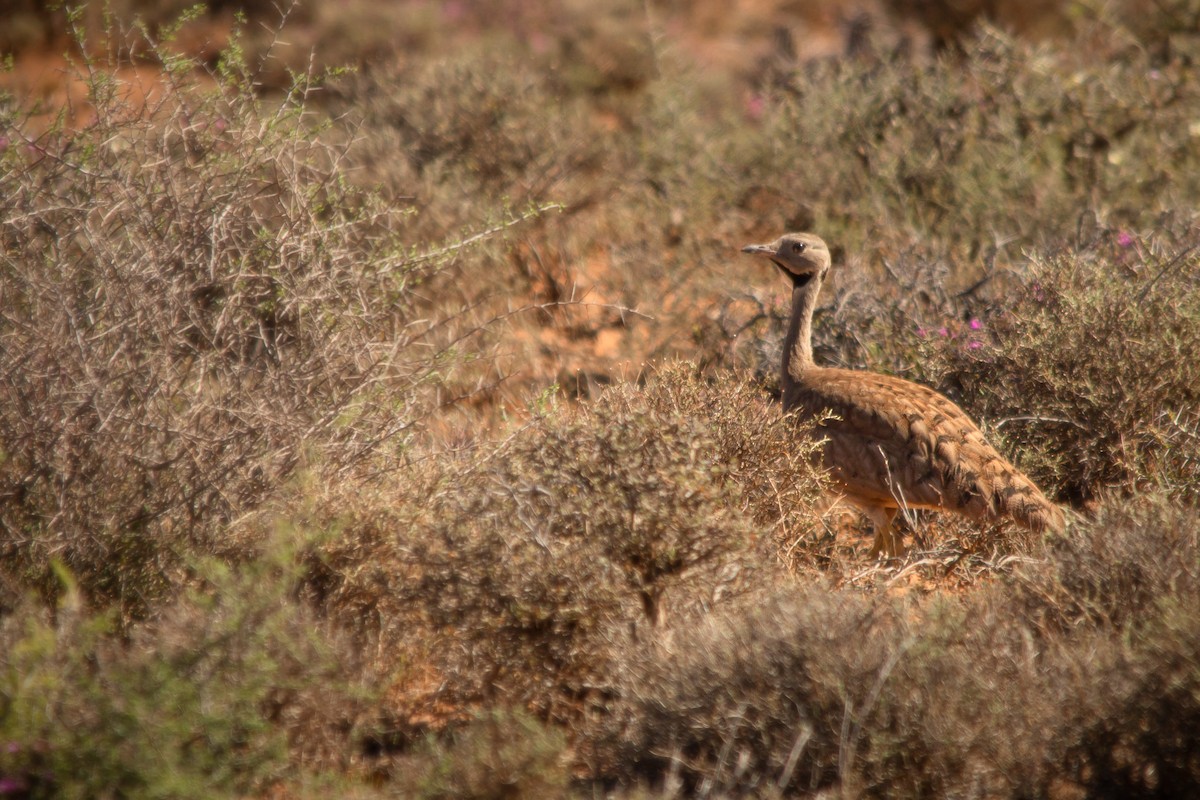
791;241;806;253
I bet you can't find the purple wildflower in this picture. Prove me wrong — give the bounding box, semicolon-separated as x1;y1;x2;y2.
916;326;927;338
969;318;982;331
937;326;950;338
0;777;27;795
967;340;983;350
1117;231;1135;248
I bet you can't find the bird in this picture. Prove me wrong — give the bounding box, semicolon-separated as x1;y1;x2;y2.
741;232;1064;557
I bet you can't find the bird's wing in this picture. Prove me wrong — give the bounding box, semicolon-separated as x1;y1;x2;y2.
786;368;1058;528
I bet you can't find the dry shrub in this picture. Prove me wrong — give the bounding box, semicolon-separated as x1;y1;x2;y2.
918;235;1200;503
599;497;1200;798
342;57;563;189
1054;601;1200;799
1031;499;1200;798
602;589;1035;797
330;50;604;211
0;24;507;618
1109;0;1200;59
298;365;825;730
773;21;1200;259
638;364;843;571
720;16;1200;392
327;12;1200;417
604;589;907;795
1010;495;1200;632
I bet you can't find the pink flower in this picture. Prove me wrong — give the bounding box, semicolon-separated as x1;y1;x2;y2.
968;318;982;331
745;94;766;122
0;777;26;794
1117;231;1135;248
967;340;983;350
916;326;927;338
937;326;950;338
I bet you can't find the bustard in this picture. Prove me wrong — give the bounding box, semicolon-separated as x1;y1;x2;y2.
742;232;1064;557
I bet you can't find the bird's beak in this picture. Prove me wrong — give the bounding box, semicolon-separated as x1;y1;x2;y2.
741;243;774;256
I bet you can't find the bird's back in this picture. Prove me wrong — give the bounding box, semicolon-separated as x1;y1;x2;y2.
785;367;1063;533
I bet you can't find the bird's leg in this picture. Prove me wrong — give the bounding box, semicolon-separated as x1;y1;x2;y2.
865;507;904;559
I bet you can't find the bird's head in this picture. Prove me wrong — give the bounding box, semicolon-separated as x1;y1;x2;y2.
741;232;831;288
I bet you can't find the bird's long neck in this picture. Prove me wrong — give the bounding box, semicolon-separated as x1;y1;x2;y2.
781;277;820;392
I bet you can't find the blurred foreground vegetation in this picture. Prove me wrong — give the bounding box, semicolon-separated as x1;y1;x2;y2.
2;1;1200;796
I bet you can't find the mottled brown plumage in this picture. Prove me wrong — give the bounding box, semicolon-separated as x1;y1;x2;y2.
742;232;1064;557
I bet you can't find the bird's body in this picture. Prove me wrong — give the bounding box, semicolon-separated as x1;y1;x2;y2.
742;232;1063;557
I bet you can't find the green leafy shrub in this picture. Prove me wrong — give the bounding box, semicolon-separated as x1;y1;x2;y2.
0;547;372;798
396;708;571;800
